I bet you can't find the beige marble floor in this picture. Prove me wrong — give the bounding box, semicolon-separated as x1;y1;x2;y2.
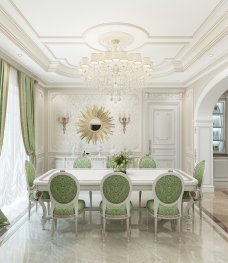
0;191;228;263
202;189;228;232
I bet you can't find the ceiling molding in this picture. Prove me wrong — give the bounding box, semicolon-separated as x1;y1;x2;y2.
0;6;49;69
184;54;228;87
0;0;226;89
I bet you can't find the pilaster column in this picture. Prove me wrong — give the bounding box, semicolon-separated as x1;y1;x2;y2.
194;120;214;191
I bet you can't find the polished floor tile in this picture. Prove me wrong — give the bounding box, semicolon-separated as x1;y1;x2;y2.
0;196;228;263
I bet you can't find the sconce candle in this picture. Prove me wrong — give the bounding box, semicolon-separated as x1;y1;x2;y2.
119;113;130;134
57;113;70;134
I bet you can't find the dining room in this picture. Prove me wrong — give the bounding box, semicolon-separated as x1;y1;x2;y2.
0;0;228;262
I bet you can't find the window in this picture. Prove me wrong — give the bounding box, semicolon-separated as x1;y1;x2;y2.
0;68;27;219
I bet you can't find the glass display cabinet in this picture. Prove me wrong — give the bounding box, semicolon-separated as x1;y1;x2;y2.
213;100;225;154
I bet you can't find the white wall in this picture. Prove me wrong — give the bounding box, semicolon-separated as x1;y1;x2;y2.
47;89;143;169
38;88;184;170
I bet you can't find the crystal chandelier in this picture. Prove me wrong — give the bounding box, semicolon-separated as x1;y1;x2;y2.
79;39;153;103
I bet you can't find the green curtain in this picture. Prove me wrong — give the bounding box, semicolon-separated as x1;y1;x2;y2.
18;71;36;164
0;59;9;154
0;59;10;228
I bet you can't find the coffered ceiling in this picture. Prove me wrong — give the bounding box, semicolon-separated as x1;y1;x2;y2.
0;0;227;87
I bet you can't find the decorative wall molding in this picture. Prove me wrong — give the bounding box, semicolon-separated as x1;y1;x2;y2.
144;91;183;101
47;89;143;155
36;156;45;176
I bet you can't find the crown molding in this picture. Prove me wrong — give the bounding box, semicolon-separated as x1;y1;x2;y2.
184;55;228;87
0;7;49;69
0;49;39;80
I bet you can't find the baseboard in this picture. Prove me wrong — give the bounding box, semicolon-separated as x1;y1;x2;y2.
202;185;215;192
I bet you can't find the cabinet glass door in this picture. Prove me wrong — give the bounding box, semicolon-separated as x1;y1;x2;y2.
213;101;225;153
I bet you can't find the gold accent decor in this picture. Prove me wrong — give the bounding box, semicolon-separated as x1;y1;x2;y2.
77;105;115;143
119;113;130;133
57;113;70;134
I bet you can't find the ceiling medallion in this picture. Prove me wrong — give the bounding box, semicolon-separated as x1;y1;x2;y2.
77;105;115;144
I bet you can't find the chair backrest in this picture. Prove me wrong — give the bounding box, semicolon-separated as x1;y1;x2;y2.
24;160;36;188
48;172;80;215
139;155;156;168
193;160;205;188
100;172;132;216
153;172;184;216
73;156;92;168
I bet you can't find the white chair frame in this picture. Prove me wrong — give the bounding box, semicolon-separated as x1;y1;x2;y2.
48;172;84;239
148;172;184;242
100;172;132;241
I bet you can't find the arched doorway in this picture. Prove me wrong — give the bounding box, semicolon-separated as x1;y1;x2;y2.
194;69;228;191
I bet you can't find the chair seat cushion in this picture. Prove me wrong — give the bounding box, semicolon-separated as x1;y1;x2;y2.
53;199;85;216
146;199;179;216
0;210;10;228
41;191;50;200
100;201;132;216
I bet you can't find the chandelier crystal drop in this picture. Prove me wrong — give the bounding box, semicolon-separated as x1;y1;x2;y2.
79;39;153;103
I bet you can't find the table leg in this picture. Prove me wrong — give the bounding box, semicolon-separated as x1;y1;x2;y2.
34;191;48;230
38;198;47;230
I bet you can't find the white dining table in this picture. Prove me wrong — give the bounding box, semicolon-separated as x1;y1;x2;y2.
34;168;198;229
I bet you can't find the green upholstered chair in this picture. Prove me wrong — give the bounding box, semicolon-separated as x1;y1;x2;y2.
100;172;132;241
182;160;205;219
73;156;93;207
146;172;184;241
138;155;156;207
0;209;10;229
24;160;50;220
73;156;92;169
48;171;86;239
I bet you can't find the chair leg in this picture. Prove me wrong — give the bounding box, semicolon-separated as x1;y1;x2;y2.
127;217;130;241
139;191;142;208
83;210;86;222
102;217;106;241
54;218;57;229
199;200;202;219
89;191;92;207
47;201;50;216
147;210;149;230
192;202;195;220
75;217;78;237
155;217;157;242
51;218;55;239
178;217;181;242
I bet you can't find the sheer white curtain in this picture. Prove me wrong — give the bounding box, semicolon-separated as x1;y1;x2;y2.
0;68;27;209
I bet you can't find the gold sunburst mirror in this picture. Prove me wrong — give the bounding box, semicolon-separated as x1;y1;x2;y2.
77;105;115;143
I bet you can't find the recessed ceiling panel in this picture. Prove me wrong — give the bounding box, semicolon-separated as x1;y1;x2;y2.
11;0;221;36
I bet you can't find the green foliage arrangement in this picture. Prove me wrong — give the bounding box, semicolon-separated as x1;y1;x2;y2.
110;149;133;173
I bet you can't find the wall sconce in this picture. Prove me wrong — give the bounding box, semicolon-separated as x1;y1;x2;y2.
57;113;70;134
119;113;130;134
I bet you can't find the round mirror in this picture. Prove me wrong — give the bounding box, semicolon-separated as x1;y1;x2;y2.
90;118;101;131
77;105;115;144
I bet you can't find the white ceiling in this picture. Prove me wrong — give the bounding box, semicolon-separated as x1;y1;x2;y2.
0;0;227;87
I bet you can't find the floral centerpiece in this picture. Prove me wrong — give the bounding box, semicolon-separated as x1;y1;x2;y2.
110;149;133;173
